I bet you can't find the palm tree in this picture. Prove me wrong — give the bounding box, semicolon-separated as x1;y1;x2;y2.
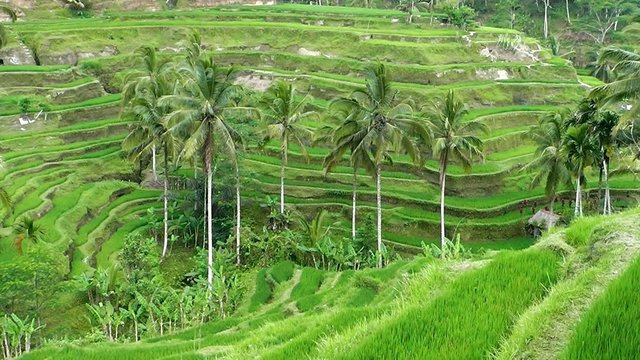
522;113;572;214
260;80;315;215
591;111;619;214
122;46;172;181
338;63;428;268
161;55;241;298
122;78;178;260
397;0;429;23
322;101;370;242
13;216;45;254
591;48;640;124
563;124;596;217
425;90;486;251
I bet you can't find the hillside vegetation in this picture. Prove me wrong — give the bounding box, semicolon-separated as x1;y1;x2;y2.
19;209;640;359
0;2;639;358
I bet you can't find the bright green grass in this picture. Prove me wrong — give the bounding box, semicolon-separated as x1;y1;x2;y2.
0;117;129;143
561;256;640;360
0;64;70;72
0;94;120;116
578;75;604;87
96;212;150;268
248;269;273;312
340;249;560;359
291;267;325;301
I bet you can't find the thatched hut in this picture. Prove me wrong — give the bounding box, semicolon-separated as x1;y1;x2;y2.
527;210;560;237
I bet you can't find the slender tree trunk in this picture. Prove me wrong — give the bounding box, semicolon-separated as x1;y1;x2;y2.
202;156;207;250
543;0;550;39
162;144;169;259
205;127;214;301
604;158;611;215
376;165;382;268
565;0;571;24
439;155;448;253
352;168;357;242
429;0;434;24
235;163;241;266
575;171;582;217
597;165;603;210
134;320;139;342
280;138;287;215
152;143;158;181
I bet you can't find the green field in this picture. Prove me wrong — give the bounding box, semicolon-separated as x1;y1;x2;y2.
0;2;639;358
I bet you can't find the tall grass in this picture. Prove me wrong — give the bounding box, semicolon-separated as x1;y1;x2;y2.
339;249;560;359
269;260;295;283
290;268;325;300
248;269;273;312
561;256;640;360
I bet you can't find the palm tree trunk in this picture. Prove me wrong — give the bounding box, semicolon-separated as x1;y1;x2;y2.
352;168;357;242
543;0;550;39
205;128;214;301
152;143;158;181
566;0;571;24
280;138;288;215
162;143;169;259
429;0;434;24
439;155;448;253
235;163;241;265
597;164;603;210
376;165;382;268
575;171;582;217
604;158;611;215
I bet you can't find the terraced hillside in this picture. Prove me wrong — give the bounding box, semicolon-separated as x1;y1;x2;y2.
1;5;639;260
0;65;161;275
19;209;640;359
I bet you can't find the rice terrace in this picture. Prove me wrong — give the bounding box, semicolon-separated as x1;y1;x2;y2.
0;0;639;359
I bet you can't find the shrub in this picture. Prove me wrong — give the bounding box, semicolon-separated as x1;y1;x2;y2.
353;274;382;293
269;260;295;284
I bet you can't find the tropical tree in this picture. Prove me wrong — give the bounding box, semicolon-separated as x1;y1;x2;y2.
122;54;177;260
322;101;370;242
587;51;614;83
397;0;428;23
336;63;428;268
13;216;45;254
563;124;597;217
122;46;172;181
591;111;619;214
260;80;315;215
425;90;486;251
522;113;572;213
161;55;241;298
591;48;640;124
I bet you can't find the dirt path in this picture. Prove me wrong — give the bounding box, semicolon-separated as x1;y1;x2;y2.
280;269;302;303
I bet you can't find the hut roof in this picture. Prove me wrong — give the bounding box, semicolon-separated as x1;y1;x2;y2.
528;209;560;228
